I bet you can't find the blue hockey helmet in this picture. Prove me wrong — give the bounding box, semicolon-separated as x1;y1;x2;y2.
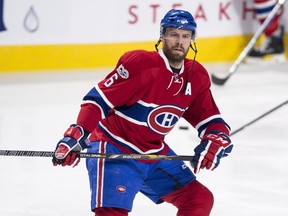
160;9;197;41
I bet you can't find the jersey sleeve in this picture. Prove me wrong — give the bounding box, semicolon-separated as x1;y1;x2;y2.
76;50;151;133
182;62;230;138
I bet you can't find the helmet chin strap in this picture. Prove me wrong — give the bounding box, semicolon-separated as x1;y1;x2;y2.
190;42;197;54
155;39;161;51
154;39;197;55
183;42;198;94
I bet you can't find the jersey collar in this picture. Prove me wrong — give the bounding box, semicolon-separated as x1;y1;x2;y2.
158;49;184;74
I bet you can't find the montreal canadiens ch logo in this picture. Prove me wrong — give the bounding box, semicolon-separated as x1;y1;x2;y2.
147;105;185;135
116;185;126;193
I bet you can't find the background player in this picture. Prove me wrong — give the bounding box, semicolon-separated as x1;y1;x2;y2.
52;9;233;216
248;0;286;62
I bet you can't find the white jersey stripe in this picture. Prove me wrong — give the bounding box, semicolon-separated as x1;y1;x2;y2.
96;141;106;208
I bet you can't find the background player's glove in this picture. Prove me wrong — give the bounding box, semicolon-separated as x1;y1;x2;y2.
52;124;89;167
192;131;233;173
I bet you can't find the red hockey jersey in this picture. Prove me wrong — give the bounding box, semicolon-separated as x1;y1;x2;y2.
77;49;230;155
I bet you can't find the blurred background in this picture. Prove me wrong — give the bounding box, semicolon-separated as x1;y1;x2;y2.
0;0;288;215
1;0;287;71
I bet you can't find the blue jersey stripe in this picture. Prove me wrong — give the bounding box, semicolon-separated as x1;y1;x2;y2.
255;5;274;15
83;87;111;117
116;102;155;124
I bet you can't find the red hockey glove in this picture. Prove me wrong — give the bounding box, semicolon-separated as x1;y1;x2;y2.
52;124;89;167
192;131;233;174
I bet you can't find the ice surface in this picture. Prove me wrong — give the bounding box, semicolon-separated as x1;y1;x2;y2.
0;62;287;216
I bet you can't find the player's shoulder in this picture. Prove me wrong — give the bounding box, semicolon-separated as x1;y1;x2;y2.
121;49;158;62
118;50;160;73
185;58;211;85
185;59;208;74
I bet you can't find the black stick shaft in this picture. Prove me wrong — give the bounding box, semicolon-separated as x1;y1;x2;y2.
231;99;288;136
0;150;194;161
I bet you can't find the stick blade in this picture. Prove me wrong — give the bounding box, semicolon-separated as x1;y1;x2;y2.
211;73;230;85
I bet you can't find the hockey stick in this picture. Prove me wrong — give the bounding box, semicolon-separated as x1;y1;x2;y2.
230;99;288;136
0;150;194;161
3;98;286;159
2;100;287;159
211;0;287;86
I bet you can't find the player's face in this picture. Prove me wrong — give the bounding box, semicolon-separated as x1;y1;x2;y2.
162;28;192;66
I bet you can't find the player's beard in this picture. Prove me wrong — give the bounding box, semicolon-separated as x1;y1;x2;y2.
163;44;189;66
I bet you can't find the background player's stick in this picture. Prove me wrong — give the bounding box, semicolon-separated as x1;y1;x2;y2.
0;150;194;161
211;0;286;86
230;99;288;136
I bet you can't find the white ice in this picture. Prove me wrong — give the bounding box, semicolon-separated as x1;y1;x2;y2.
0;61;287;216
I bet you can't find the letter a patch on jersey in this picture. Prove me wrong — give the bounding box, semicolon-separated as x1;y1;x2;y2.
184;82;192;96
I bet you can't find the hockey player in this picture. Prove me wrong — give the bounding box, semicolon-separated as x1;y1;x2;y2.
248;0;286;62
52;9;233;216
